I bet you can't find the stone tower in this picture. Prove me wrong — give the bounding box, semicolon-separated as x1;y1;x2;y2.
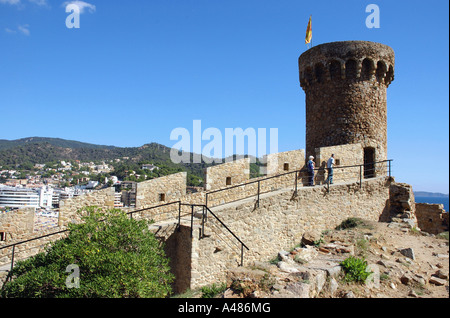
298;41;394;166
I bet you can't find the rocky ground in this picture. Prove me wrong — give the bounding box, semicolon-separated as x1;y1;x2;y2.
220;218;449;298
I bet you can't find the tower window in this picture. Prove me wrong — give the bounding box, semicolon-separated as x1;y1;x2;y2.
226;177;232;186
283;163;289;171
361;58;374;81
329;60;341;80
376;61;387;83
345;59;357;79
158;193;166;202
314;63;326;83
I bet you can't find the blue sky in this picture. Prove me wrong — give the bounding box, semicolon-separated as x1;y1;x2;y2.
0;0;448;193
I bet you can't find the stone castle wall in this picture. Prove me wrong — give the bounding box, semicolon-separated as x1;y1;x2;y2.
0;208;35;241
58;187;115;227
204;158;250;191
315;143;363;184
190;176;392;289
261;149;305;176
136;172;187;209
415;203;449;235
0;142;385;270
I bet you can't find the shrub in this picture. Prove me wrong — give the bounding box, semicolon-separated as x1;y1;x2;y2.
1;207;174;298
340;256;371;283
436;231;449;241
335;217;364;230
201;282;227;298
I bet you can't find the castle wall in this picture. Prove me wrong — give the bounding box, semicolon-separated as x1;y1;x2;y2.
0;226;66;279
415;203;449;235
315;143;363;184
136;172;187;209
204;158;250;191
150;223;192;295
261;149;305;176
58;187;115;227
0;207;35;241
189;176;391;289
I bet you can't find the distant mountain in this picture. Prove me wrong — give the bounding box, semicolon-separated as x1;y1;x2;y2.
0;137;270;186
0;137;117;151
0;138;210;179
414;191;449;198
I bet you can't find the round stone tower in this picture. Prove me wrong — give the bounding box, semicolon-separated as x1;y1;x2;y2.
298;41;395;164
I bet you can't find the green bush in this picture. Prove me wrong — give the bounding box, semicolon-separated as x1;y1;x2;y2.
340;256;371;283
1;207;174;298
201;282;227;298
335;217;364;230
436;231;449;241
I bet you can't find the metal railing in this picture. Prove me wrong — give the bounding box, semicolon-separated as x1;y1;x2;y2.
205;159;393;208
0;159;392;278
179;203;249;266
0;200;250;281
0;228;69;282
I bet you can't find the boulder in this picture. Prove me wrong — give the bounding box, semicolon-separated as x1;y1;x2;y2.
278;250;290;262
277;261;300;274
313;270;327;296
329;278;339;296
293;245;319;263
434;269;449;280
326;265;342;278
429;276;446;286
285;282;310;298
399;248;415;260
321;242;354;255
400;273;413;285
302;231;321;246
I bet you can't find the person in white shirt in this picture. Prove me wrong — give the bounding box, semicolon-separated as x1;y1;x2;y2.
326;154;335;184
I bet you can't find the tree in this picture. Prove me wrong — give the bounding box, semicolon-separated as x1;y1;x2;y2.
1;207;174;298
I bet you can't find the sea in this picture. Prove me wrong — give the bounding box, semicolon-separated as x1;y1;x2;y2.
415;196;449;212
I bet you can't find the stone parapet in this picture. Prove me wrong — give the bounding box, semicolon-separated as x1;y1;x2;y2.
415;203;449;235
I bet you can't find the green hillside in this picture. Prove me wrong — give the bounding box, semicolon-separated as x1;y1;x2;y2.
0;137;262;187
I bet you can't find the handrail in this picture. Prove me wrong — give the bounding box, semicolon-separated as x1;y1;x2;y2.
207;159;392;195
0;199;250;278
204;205;249;251
1;159;392;276
200;205;248;266
205;159;392;206
127;200;181;219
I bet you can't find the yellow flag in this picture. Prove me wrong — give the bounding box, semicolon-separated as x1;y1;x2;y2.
305;16;312;44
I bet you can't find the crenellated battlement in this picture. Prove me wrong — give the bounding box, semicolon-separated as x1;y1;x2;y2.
299;41;395;89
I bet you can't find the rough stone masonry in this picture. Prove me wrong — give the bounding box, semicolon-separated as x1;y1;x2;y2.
298;41;395;164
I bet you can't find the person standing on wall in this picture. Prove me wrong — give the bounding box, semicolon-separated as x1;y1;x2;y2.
307;156;315;186
326;154;335;185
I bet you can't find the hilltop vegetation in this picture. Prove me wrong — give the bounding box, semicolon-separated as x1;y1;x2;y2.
0;137;263;187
